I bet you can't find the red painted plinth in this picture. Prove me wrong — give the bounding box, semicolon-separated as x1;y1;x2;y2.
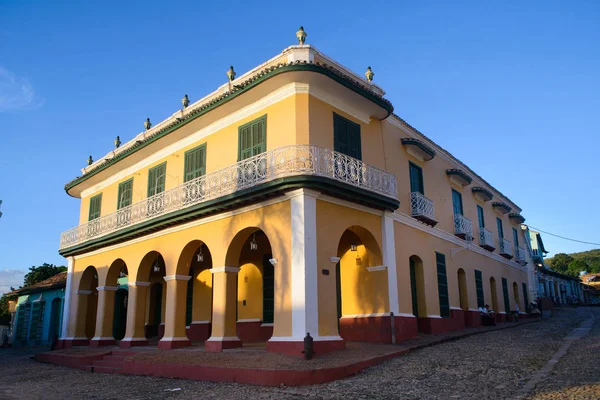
58;338;90;349
505;313;514;322
237;321;273;342
418;316;457;334
339;316;392;343
495;313;506;323
393;315;419;343
266;338;345;357
187;323;211;342
204;338;242;352
449;309;466;331
158;339;192;350
119;338;149;348
89;338;116;347
464;310;482;327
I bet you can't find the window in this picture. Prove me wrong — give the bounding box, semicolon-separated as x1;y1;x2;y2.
522;282;529;312
436;252;450;318
409;162;424;194
452;189;463;215
497;217;504;239
88;194;102;221
502;277;510;313
477;205;485;228
475;270;485;308
184;144;207;182
333;113;361;160
117;179;133;209
238;115;267;161
512;227;519;246
147;162;167;197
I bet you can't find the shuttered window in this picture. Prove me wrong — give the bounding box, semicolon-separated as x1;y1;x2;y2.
88;194;102;221
497;217;504;239
475;270;485;308
184;144;207;182
477;205;485;228
513;228;519;246
117;179;133;209
502;278;511;313
15;303;31;342
238;115;267;161
409;258;419;317
29;301;45;342
452;190;463;215
436;252;450;318
333;113;362;160
147;162;167;197
409;162;424;194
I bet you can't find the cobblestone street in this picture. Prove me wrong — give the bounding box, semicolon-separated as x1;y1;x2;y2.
0;308;597;400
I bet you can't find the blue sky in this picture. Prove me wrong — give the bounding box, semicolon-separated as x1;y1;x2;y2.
1;1;599;294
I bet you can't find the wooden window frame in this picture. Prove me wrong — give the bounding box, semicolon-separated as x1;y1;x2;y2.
147;162;167;198
238;115;267;161
88;193;102;221
183;143;207;182
117;178;134;210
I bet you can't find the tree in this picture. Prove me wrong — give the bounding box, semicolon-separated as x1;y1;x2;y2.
549;253;574;275
567;259;588;277
23;263;67;288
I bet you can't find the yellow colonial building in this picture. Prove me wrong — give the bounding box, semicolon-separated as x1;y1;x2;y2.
58;28;535;356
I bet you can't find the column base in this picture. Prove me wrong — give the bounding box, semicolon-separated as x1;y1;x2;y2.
158;337;191;350
464;310;482;327
236;320;273;342
187;322;211;342
339;315;392;343
266;337;345;357
57;338;90;349
89;337;117;347
119;338;149;348
393;314;419;342
205;337;242;352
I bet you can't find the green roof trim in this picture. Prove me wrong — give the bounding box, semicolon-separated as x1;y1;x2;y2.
59;175;399;257
64;61;394;194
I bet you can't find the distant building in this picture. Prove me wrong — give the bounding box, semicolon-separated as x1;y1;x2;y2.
8;272;66;347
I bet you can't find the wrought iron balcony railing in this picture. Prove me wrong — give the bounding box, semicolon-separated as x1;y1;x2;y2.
479;227;495;251
453;214;473;240
60;145;398;249
499;238;513;259
410;192;437;226
515;246;526;263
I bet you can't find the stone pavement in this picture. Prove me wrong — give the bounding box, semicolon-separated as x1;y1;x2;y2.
0;308;597;399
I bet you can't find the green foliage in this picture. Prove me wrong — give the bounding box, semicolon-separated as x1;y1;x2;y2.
0;293;16;325
548;253;573;275
567;259;588;277
547;249;600;274
23;263;67;288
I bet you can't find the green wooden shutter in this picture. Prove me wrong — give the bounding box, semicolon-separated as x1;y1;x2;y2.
88;194;102;221
522;283;529;313
262;254;274;324
512;228;519;246
238;115;267;161
29;301;45;342
502;278;510;313
333;113;361;160
475;270;485;308
409;162;424;194
452;190;463;215
497;218;504;239
184;144;207;182
185;269;194;326
117;179;133;209
477;205;485;228
436;253;450;318
409;258;419;317
147;163;167;197
15;303;31;343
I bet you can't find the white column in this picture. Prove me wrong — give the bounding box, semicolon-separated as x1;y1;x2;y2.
288;189;320;340
382;212;399;314
60;256;75;339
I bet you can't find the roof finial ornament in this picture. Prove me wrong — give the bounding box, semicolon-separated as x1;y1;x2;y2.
296;26;307;45
227;66;236;82
87;155;93;166
114;136;121;149
365;66;374;82
182;94;190;108
144;118;152;130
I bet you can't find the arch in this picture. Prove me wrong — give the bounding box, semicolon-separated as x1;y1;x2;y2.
113;289;128;340
135;251;166;340
409;255;427;325
489;277;499;313
513;282;520;312
225;227;274;342
105;259;128;287
457;269;469;311
78;266;98;339
136;251;165;282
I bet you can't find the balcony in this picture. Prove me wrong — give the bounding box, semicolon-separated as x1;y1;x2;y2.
515;246;527;264
479;228;495;251
60;145;398;250
453;214;473;240
410;192;437;226
499;238;513;259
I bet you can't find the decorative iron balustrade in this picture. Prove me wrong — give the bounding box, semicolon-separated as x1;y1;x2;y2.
453;214;473;239
410;192;435;221
479;227;494;249
499;238;512;256
60;145;398;249
515;246;526;262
